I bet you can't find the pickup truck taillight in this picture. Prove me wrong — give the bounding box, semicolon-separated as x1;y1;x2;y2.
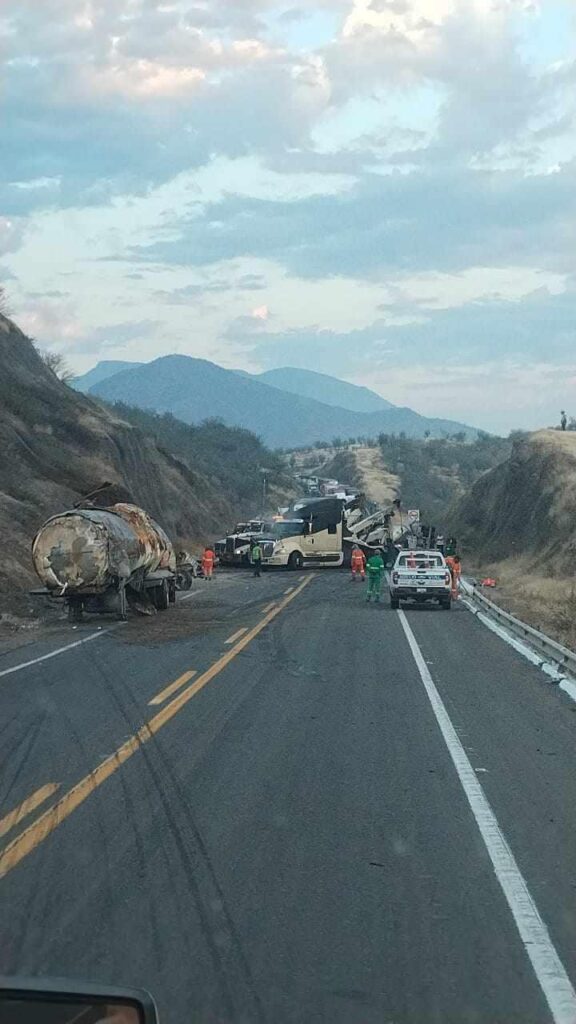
392;571;399;584
445;571;451;585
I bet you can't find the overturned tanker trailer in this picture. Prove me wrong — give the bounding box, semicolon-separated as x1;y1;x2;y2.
32;503;177;622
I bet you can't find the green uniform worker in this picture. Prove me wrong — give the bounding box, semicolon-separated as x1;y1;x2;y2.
251;541;263;578
366;551;385;602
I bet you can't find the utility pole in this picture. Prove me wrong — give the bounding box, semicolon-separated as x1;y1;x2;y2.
260;468;269;515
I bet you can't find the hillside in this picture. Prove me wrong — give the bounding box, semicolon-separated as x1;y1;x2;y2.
0;315;286;617
290;444;400;506
378;432;511;524
106;402;291;511
449;430;576;647
256;367;394;413
449;430;576;572
89;354;475;446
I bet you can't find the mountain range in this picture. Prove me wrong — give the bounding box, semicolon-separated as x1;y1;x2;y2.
74;357;475;447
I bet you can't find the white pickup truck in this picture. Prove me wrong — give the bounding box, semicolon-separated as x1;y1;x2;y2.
389;550;452;610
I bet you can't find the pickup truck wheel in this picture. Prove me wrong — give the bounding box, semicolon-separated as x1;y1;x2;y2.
441;597;451;610
288;552;303;571
390;596;400;610
153;579;169;610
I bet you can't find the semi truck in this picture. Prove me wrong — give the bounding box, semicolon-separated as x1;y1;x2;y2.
260;496;395;571
31;502;177;622
214;519;270;567
260;498;345;570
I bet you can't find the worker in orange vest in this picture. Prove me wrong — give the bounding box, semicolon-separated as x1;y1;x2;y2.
350;545;366;582
201;545;215;581
450;555;462;599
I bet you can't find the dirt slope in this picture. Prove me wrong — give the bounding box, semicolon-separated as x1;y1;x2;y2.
353;446;400;505
450;430;576;572
290;445;399;505
449;430;576;646
0;314;241;615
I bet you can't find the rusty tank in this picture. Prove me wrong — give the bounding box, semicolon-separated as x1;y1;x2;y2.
32;503;176;596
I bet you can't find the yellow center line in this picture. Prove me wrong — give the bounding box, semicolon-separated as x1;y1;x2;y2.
0;783;60;840
148;670;197;706
225;627;249;645
0;574;314;880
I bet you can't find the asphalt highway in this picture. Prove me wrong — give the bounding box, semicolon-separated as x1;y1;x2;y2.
1;569;576;1024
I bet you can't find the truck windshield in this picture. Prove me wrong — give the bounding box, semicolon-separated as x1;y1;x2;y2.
272;520;305;539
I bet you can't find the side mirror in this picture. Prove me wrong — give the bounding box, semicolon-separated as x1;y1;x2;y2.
0;978;159;1023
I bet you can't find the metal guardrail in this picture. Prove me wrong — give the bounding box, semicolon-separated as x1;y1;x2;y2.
461;580;576;679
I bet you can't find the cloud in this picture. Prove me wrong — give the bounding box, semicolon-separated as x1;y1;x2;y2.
0;217;26;256
127;160;576;279
229;285;576;376
0;0;330;215
82;320;162;349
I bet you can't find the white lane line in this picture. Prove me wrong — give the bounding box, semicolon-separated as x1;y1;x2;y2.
0;627;119;680
398;608;576;1024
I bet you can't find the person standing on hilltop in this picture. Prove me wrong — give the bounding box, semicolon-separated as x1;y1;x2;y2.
561;410;567;431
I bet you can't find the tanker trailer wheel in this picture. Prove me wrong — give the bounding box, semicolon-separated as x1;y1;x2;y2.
153;579;169;610
68;599;84;624
117;585;129;622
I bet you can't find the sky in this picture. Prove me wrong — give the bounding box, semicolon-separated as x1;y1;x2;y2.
1;0;575;434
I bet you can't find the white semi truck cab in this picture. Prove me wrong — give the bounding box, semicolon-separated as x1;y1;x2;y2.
261;499;345;570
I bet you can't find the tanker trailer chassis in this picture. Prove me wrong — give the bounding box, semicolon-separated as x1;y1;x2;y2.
59;569;176;623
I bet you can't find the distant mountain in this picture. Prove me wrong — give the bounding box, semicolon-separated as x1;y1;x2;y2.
256;367;394;413
90;354;476;446
74;360;142;392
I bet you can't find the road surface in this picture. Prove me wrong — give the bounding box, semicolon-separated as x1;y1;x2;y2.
1;570;576;1023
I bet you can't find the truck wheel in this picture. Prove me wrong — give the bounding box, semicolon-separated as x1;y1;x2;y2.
288;552;303;571
169;579;177;604
176;571;192;591
441;597;451;610
390;596;400;610
154;579;169;610
68;600;83;624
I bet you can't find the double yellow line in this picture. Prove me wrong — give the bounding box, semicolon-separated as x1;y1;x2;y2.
0;574;313;880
